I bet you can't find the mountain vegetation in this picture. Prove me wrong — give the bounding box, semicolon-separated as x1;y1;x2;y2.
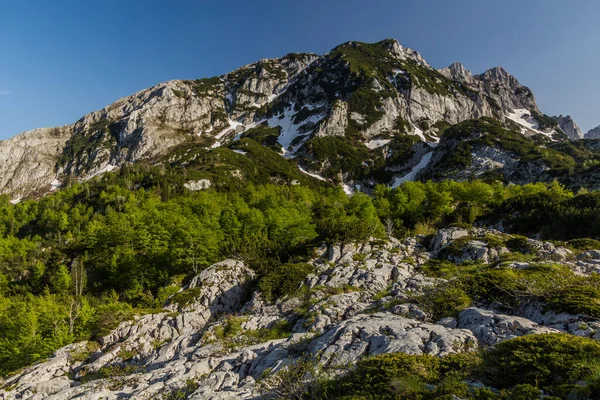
1;38;600;400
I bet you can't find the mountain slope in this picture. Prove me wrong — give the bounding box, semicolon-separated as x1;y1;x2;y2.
0;39;571;200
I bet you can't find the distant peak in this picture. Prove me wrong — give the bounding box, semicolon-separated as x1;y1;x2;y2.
586;125;600;139
439;62;473;83
552;114;584;140
476;66;525;90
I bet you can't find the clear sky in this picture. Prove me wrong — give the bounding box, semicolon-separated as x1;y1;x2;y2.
1;0;599;139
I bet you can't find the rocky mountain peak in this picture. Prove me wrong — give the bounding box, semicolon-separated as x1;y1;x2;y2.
552;114;584;140
477;66;529;94
377;38;430;67
586;125;600;139
438;62;474;84
0;38;583;200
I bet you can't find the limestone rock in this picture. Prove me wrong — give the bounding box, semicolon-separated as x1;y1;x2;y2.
458;307;558;345
308;313;478;366
552;115;584;140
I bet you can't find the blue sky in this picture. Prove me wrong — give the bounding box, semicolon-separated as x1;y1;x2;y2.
1;0;599;139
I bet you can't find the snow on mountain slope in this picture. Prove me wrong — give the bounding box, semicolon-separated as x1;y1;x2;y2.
506;109;557;139
392;151;433;188
0;38;583;198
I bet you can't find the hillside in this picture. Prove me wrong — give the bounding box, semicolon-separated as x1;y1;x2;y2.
4;39;599;201
1;39;600;400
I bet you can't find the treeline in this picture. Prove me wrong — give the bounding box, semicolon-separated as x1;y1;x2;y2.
1;171;600;374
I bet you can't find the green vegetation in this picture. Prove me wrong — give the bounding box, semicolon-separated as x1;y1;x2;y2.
426;117;579;181
259;263;315;302
186;77;222;97
3;126;600;379
304;136;371;181
57;118;121;172
0;162;385;375
240;124;282;150
306;334;600;399
374;174;600;240
531;110;559;131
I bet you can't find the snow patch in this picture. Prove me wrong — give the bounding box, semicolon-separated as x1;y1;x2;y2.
83;164;117;181
391;152;433;188
232;149;247;155
210;119;251;149
268;103;326;158
298;165;326;181
10;198;21;205
506;109;556;139
412;125;427;142
366;138;391;149
50;179;62;191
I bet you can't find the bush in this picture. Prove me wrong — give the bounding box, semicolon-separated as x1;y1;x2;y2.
567;238;600;251
481;333;600;393
319;352;440;399
169;287;203;308
258;263;315;302
414;280;472;321
90;302;135;339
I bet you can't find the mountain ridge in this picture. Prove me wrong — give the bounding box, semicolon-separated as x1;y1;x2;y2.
0;38;597;200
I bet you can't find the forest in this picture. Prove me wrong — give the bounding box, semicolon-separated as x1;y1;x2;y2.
1;163;600;375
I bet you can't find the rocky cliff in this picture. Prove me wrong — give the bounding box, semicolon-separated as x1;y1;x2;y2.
553;114;584;140
0;39;574;199
587;125;600;139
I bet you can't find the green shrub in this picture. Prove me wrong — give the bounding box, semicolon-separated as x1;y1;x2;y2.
320;352;440;398
482;333;600;392
258;263;315;302
169;287;203;308
90;302;135;339
213;315;245;339
413;280;472;321
567;238;600;251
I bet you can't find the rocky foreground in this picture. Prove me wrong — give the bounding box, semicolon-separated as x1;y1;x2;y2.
2;227;600;399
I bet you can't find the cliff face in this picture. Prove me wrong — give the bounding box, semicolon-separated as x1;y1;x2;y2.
0;39;557;199
553;114;584;140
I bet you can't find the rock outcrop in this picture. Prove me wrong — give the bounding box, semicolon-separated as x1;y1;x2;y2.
552;114;584;140
3;228;598;399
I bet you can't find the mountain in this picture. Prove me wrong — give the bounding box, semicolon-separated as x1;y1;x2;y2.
1;39;584;200
587;125;600;139
552;114;584;139
3;38;600;400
